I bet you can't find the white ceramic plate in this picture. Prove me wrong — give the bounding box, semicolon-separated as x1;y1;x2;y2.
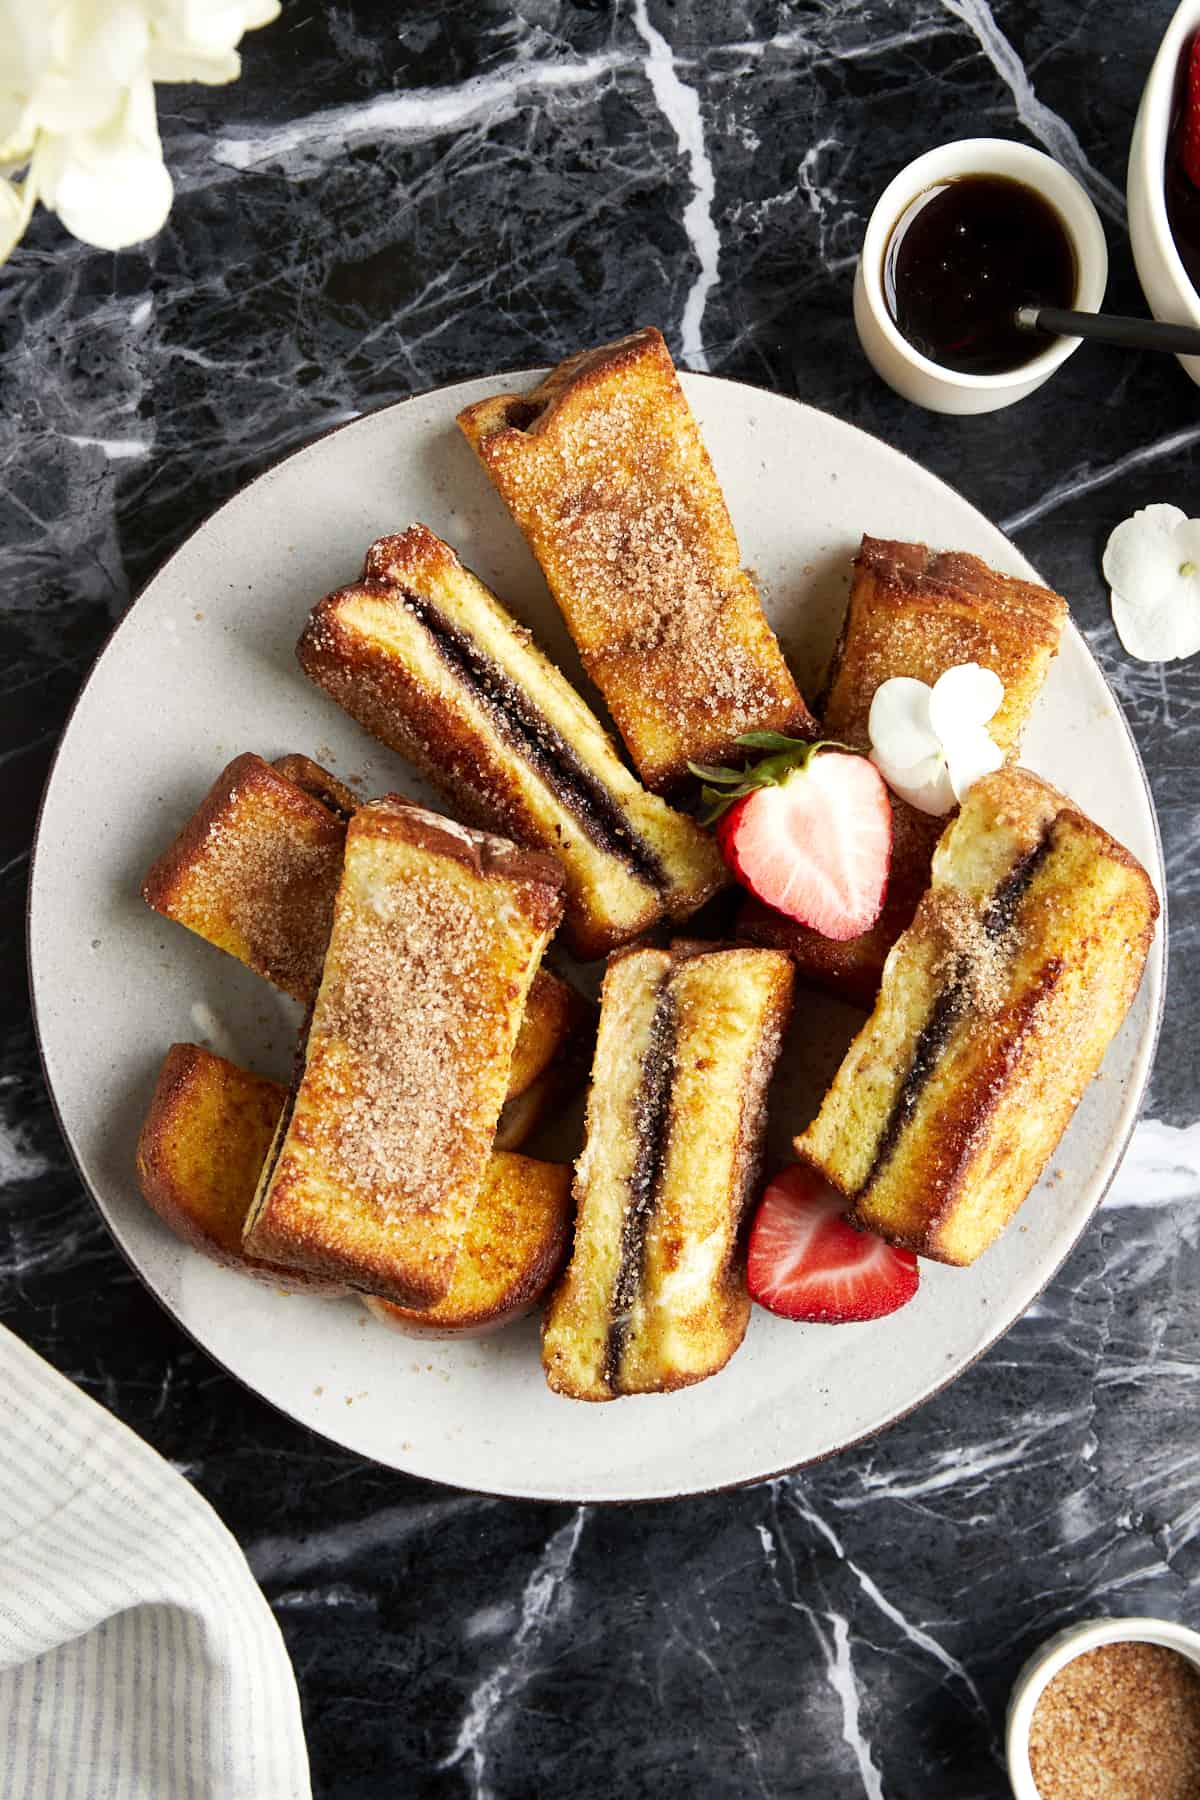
29;373;1165;1502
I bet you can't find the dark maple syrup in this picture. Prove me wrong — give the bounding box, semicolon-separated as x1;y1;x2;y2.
882;174;1077;375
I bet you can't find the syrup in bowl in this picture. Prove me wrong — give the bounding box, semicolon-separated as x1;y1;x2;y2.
882;174;1077;376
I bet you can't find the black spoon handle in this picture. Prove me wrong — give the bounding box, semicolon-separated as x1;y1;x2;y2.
1016;304;1200;355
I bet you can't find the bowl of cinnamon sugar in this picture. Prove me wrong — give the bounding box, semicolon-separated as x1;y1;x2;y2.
1006;1616;1200;1800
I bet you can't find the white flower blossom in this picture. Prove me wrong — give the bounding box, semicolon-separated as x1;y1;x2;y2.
0;0;279;259
868;663;1005;817
0;175;33;262
1102;503;1200;663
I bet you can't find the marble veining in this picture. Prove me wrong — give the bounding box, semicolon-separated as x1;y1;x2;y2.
3;2;1199;1794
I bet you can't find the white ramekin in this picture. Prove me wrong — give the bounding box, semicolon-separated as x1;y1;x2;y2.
1128;0;1200;385
853;138;1108;415
1006;1614;1200;1798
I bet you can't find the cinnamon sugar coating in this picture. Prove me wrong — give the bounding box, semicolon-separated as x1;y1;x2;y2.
457;327;816;792
243;800;564;1305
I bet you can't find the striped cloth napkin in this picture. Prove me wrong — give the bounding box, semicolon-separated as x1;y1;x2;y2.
0;1322;311;1799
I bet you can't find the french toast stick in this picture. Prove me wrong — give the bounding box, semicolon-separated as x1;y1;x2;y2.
296;525;727;958
543;942;794;1400
794;768;1158;1265
456;327;817;793
739;535;1067;1003
135;1043;347;1294
136;1043;572;1331
142;751;345;1005
141;752;579;1102
364;1153;572;1338
243;800;565;1304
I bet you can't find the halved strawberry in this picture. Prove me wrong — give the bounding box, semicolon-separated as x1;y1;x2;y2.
746;1163;919;1323
690;735;891;941
1182;34;1200;189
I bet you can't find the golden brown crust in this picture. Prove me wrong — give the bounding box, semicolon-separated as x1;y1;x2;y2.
297;529;727;958
457;326;817;793
144;752;579;1103
769;536;1068;1005
361;522;447;585
135;1044;347;1293
355;793;567;904
822;535;1067;749
136;1044;571;1325
142;753;347;1003
363;1153;572;1337
794;768;1159;1265
497;980;595;1143
243;800;565;1305
271;753;359;819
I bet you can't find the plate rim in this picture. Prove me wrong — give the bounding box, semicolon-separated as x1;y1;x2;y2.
26;367;1168;1502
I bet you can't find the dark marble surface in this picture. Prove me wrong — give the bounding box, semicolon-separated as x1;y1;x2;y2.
3;3;1199;1795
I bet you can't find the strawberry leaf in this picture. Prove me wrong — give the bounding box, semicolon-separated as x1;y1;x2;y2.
698;786;744;824
734;730;815;752
686;760;748;785
692;737;862;827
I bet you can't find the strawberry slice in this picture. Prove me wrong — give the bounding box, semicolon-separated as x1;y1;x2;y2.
747;1164;919;1323
690;735;891;940
1182;35;1200;190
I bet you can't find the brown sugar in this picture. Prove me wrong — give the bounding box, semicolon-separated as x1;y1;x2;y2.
319;873;500;1213
193;803;341;1000
927;890;1007;1014
1028;1640;1200;1800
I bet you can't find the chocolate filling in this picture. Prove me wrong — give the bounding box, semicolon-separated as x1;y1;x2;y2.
859;827;1054;1191
860;983;968;1190
505;398;543;432
402;589;670;893
982;834;1054;936
601;982;678;1390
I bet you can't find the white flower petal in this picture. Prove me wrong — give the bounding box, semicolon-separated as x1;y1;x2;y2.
928;662;1004;741
48;0;150;97
1102;505;1189;605
0;107;37;170
870;747;956;816
1171;517;1200;571
153;0;280;58
0;10;50;160
2;10;52;87
146;45;241;83
121;71;162;148
1103;503;1200;662
0;173;34;263
867;676;940;770
33;84;172;250
945;724;1004;803
1111;580;1200;663
868;662;1005;814
29;72;126;135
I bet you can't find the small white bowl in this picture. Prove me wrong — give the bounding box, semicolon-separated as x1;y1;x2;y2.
1006;1614;1200;1798
853;138;1108;414
1128;0;1200;385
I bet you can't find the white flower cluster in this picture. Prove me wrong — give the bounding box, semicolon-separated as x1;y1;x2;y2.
868;663;1005;816
0;0;279;260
